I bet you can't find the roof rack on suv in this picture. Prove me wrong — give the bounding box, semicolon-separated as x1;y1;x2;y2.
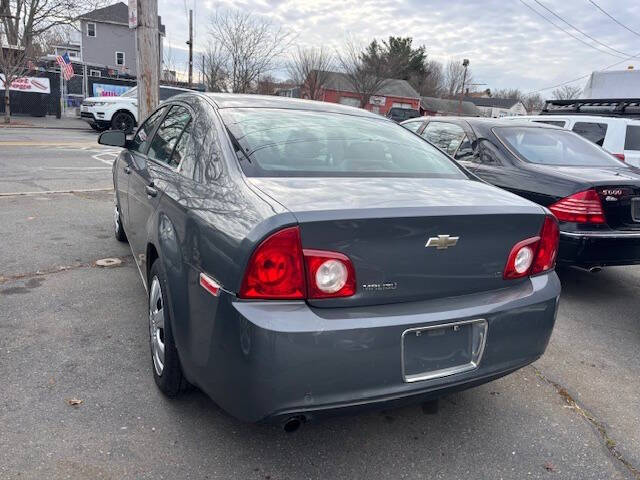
541;98;640;118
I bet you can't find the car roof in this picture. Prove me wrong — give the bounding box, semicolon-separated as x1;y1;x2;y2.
403;116;563;129
510;114;640;125
203;93;386;119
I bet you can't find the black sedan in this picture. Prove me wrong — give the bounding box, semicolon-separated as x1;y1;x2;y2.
403;116;640;270
98;95;560;427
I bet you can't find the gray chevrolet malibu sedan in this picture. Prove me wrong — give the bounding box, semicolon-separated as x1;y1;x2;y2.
99;93;561;428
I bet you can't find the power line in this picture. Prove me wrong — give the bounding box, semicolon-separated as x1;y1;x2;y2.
531;0;633;57
526;51;640;94
519;0;626;59
586;0;640;39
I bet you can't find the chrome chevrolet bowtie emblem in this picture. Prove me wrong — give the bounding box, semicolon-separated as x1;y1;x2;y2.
425;235;459;250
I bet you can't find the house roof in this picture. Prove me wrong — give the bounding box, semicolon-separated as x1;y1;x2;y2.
319;71;420;99
79;2;165;35
420;96;480;116
464;97;521;109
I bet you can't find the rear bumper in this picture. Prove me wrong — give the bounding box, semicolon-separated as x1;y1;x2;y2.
185;273;560;423
559;230;640;267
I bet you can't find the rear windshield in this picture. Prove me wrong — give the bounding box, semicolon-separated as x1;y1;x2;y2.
625;126;640;150
220;108;467;178
494;126;623;167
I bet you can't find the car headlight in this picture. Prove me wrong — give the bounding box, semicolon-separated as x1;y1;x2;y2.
93;102;108;107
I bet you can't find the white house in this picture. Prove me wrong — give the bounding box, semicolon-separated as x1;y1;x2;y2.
464;97;527;117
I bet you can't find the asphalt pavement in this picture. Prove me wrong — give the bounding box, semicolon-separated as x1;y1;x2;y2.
1;127;639;480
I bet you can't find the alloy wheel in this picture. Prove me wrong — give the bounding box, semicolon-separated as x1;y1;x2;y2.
149;277;165;376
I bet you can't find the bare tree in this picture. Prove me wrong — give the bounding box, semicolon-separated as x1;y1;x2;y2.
492;88;523;99
286;46;333;100
1;0;100;123
551;85;582;100
206;9;294;93
335;38;389;108
444;59;473;97
522;93;545;114
200;43;228;92
414;59;444;97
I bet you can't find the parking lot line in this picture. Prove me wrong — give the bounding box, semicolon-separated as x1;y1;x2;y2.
0;141;97;147
0;187;113;197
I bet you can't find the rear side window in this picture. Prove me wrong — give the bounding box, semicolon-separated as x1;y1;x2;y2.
403;121;423;133
147;106;191;167
572;122;608;146
220;108;466;179
421;122;467;155
624;126;640;150
534;120;566;127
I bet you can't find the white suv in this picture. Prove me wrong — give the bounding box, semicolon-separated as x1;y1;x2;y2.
506;115;640;167
80;85;190;133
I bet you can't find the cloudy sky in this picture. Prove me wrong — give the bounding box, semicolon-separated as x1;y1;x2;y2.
158;0;640;96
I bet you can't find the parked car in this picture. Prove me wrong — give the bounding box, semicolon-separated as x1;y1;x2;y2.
81;85;191;133
403;116;640;270
503;114;640;167
100;94;560;427
386;107;420;122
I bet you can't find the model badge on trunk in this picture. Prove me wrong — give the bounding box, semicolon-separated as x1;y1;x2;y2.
426;235;459;249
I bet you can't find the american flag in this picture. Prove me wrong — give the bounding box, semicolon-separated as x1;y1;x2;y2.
56;52;74;81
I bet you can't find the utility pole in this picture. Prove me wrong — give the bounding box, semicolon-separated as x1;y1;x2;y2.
187;9;193;88
457;58;469;116
135;0;159;121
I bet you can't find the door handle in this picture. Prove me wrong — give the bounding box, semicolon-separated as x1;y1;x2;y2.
124;166;131;174
145;185;158;197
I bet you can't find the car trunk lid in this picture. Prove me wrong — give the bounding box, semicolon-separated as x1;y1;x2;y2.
248;177;546;307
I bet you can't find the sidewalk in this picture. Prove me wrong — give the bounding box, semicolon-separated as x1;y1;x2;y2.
0;115;89;130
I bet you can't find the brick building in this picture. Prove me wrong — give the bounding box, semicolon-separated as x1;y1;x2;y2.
305;71;420;115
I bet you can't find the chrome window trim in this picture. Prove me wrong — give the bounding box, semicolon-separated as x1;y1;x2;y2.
560;230;640;238
400;318;488;383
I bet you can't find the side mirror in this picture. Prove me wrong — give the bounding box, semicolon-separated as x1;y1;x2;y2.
98;130;127;147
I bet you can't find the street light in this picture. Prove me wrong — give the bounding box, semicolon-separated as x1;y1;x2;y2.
458;59;470;115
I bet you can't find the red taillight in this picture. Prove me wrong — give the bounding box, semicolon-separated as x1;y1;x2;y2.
531;215;559;275
303;250;356;299
238;227;356;300
504;215;559;279
239;227;305;299
549;189;605;224
612;153;625;161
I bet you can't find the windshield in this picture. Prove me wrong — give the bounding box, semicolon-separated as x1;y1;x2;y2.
219;108;467;178
121;87;137;98
494;126;623;167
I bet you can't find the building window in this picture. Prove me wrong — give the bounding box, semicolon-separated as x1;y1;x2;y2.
87;23;96;37
68;51;78;58
115;52;125;66
90;69;101;77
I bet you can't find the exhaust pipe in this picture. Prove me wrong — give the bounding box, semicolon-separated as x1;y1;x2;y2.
574;265;602;274
282;416;305;433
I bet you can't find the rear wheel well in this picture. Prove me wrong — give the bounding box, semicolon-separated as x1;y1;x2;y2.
147;243;159;284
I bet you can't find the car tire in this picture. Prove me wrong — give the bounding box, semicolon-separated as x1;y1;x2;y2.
148;260;190;397
111;112;135;134
114;196;127;242
90;123;108;132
